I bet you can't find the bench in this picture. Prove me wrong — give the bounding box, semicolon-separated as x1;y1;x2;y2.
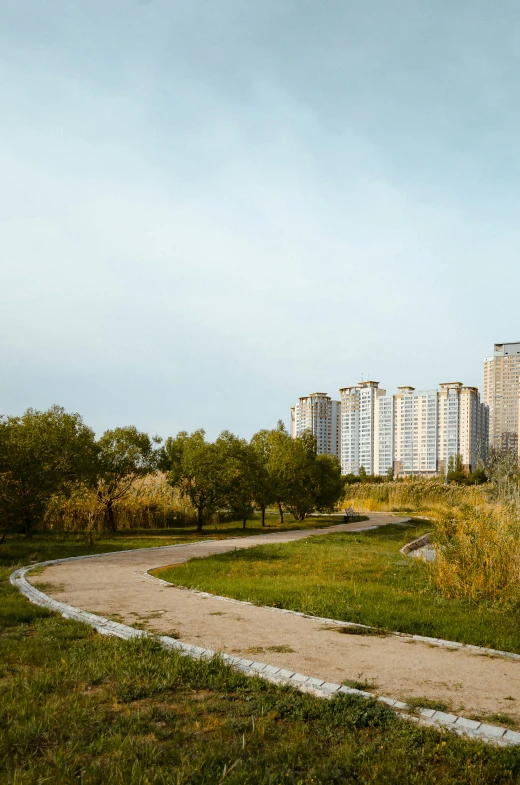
343;507;356;522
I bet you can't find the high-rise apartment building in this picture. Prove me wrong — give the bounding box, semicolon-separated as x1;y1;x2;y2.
290;379;488;477
290;393;341;458
483;342;520;452
393;387;438;477
437;383;488;473
391;383;487;477
375;396;394;476
339;381;385;475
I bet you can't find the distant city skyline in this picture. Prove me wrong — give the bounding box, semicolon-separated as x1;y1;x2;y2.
2;2;520;439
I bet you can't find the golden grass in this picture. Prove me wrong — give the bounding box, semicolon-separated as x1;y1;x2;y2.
344;480;520;605
343;479;489;513
430;503;520;605
44;472;196;532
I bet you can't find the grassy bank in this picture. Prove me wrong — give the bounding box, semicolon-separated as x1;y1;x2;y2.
2;544;520;783
156;521;520;653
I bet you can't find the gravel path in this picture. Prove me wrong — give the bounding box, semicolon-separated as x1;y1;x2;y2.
32;515;520;723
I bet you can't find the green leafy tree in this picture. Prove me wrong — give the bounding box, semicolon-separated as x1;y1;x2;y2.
249;429;277;526
216;431;256;528
446;454;467;485
96;427;158;532
312;453;345;513
265;423;295;523
161;430;224;532
386;466;394;481
358;465;367;482
281;431;320;521
0;406;97;538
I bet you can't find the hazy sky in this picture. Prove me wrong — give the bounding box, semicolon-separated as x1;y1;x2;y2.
2;1;520;439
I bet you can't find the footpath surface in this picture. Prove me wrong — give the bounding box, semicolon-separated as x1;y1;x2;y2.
29;515;520;729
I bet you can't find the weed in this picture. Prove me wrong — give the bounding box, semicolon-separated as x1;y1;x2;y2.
337;625;388;637
343;678;377;691
405;697;452;713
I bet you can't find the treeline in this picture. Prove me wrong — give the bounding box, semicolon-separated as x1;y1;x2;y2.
0;407;344;539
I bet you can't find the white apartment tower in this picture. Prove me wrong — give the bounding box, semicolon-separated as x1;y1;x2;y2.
483;342;520;452
290;393;341;458
290;378;488;477
375;396;394;476
393;387;438;477
340;381;385;475
392;383;487;478
437;383;488;473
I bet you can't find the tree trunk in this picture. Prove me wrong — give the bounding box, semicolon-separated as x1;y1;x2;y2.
196;507;203;533
243;518;247;529
277;502;284;524
106;501;117;532
24;515;32;538
261;506;265;527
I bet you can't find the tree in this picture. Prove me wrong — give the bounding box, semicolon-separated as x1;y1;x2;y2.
249;430;277;526
277;432;318;521
96;427;158;532
161;430;224;532
446;454;467;485
0;406;97;538
358;466;367;482
312;454;345;513
386;466;394;481
484;447;519;502
265;424;295;523
216;431;256;528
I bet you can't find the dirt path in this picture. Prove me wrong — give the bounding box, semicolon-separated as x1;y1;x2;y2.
33;515;520;722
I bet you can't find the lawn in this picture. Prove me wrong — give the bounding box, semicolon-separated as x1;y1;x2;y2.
2;546;520;783
156;520;520;654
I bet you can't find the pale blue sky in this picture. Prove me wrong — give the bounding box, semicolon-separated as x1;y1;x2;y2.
1;1;519;438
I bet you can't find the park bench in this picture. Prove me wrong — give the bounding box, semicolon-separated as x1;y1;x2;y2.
343;507;356;522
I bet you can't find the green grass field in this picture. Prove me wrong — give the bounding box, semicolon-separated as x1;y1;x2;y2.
2;548;520;783
156;520;520;654
2;518;520;782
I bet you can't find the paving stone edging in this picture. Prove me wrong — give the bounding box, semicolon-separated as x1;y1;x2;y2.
400;533;432;555
145;573;520;664
9;554;520;748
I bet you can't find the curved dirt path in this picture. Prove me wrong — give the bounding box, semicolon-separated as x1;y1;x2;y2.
32;515;520;723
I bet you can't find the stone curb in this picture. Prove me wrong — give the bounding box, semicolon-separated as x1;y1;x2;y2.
145;574;520;664
400;533;432;555
9;555;520;748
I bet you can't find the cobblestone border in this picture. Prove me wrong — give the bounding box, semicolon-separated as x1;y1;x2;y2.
145;574;520;665
400;533;432;555
9;555;520;748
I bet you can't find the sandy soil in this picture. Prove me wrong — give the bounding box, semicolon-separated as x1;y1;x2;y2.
32;515;520;721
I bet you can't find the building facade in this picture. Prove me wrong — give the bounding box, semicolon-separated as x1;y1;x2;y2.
483;342;520;452
390;383;487;478
290;392;341;458
291;379;488;476
393;387;438;477
339;381;386;475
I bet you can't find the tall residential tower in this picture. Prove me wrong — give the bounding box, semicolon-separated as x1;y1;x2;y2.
340;381;386;475
290;392;341;458
483;342;520;452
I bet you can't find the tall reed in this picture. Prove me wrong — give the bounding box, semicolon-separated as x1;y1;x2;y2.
43;472;196;532
430;503;520;605
343;479;489;513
